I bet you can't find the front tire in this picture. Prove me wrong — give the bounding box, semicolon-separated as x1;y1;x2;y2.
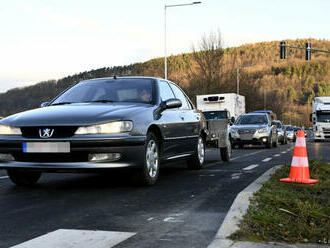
135;132;160;186
187;136;205;170
7;170;41;186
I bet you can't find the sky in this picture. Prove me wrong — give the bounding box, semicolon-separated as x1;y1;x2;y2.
0;0;329;93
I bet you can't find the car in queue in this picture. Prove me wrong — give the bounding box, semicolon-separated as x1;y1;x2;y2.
0;77;207;186
230;112;278;148
273;120;287;145
283;125;296;141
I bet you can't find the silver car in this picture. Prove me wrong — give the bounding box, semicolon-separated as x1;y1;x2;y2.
230;113;278;148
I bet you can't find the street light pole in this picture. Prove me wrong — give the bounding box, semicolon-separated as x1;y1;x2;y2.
164;1;201;79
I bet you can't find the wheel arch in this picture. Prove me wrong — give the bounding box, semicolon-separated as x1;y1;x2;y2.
147;124;163;155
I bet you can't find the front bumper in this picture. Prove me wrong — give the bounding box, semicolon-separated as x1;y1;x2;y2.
0;134;146;171
231;136;269;145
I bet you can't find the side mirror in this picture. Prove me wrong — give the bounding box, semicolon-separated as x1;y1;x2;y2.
40;102;50;108
230;116;235;123
163;98;182;109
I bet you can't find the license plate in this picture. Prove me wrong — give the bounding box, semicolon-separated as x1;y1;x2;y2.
240;134;252;140
22;142;70;153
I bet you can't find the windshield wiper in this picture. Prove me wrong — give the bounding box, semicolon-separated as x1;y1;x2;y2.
86;100;115;103
51;102;76;106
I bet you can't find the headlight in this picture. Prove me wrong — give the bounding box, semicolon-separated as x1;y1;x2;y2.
0;124;22;135
257;128;268;133
75;121;133;135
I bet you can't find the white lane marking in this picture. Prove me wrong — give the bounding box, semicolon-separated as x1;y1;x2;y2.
231;150;265;161
147;217;154;221
243;164;259;171
199;174;215;177
11;229;136;248
273;154;281;157
163;214;184;223
231;173;242;179
281;151;287;154
262;158;272;162
0;176;9;179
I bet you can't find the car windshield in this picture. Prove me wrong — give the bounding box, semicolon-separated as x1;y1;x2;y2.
317;113;330;123
51;78;154;105
235;115;268;125
285;126;293;131
203;111;228;120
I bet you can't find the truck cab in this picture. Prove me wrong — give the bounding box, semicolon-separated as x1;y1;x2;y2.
310;97;330;141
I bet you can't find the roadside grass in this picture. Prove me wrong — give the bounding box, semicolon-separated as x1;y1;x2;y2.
231;159;330;244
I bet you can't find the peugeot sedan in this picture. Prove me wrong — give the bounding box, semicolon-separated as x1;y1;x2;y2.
0;77;207;186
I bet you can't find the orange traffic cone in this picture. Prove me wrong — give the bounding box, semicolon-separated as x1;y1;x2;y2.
280;130;318;184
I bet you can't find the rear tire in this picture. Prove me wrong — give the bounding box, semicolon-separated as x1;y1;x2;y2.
7;170;41;186
187;136;205;170
266;137;273;149
134;132;160;186
220;142;231;162
273;137;279;147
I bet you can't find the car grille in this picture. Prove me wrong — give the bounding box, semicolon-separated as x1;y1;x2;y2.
14;152;88;162
20;126;78;138
238;129;256;134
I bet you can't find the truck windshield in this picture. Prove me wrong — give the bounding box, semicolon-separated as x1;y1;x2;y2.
235;115;268;125
317;113;330;123
203;111;228;120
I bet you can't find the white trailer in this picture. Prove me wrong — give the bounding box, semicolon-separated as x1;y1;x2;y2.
310;96;330;141
195;93;245;162
196;93;245;120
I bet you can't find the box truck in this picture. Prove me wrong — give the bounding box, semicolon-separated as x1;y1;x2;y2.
310;96;330;141
196;93;245;121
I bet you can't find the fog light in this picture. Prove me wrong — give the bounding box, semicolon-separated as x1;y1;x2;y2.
0;153;14;162
88;153;121;162
212;134;216;138
262;138;267;143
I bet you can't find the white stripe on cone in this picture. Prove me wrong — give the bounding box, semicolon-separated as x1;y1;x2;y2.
295;137;306;147
291;156;309;167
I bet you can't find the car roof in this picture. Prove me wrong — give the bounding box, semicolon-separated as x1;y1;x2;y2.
250;110;273;114
81;76;163;82
242;112;268;116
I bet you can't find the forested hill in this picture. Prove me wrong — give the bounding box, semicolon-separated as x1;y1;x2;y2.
0;38;329;126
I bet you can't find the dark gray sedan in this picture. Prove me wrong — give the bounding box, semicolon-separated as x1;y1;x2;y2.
0;77;207;186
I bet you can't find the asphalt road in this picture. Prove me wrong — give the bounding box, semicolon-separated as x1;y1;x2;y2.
0;141;329;248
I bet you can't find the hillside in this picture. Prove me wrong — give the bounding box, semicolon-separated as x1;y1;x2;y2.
0;38;329;126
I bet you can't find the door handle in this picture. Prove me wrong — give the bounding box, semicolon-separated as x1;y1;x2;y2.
181;117;184;121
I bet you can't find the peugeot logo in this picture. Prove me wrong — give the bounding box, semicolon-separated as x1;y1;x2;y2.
39;128;54;138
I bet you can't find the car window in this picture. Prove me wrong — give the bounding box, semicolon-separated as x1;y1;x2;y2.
158;81;175;102
274;122;282;128
235;114;268;125
203;111;228;120
169;83;190;109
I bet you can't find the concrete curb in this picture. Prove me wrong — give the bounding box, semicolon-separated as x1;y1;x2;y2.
208;165;284;248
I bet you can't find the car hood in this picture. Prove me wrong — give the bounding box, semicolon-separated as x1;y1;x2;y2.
1;103;152;127
232;124;268;129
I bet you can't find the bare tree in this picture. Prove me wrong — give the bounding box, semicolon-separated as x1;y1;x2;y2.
190;30;224;92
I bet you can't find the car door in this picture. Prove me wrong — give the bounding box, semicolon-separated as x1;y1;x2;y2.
168;82;200;153
157;80;186;157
